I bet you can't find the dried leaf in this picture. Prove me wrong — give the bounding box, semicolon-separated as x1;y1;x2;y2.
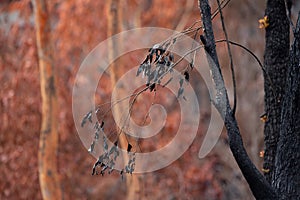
136;64;143;76
179;78;184;87
127;143;132;152
100;121;104;128
172;38;177;44
189;60;194;69
103;136;108;152
81;110;92;127
169;54;174;62
259;16;269;29
177;87;184;98
149;83;156;92
184;71;189;82
88;141;96;153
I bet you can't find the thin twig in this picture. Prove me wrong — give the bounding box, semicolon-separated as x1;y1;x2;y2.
216;0;237;115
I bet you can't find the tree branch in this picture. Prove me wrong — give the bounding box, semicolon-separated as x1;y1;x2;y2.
198;0;277;199
216;0;237;115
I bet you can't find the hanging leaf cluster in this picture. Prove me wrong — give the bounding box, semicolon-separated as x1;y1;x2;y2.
81;110;137;177
136;42;176;91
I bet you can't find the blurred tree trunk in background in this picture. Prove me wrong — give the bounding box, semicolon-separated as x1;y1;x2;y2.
32;0;62;199
106;0;141;199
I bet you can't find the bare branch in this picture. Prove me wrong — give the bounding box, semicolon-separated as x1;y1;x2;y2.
216;0;237;115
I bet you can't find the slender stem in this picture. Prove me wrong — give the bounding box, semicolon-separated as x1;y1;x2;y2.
216;0;237;115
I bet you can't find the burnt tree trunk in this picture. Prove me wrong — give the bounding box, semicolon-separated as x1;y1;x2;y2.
273;12;300;200
263;0;300;199
198;0;300;199
32;0;62;199
262;0;290;183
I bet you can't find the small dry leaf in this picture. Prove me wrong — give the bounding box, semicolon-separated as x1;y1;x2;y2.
262;168;270;173
259;16;269;29
260;113;268;122
259;150;265;158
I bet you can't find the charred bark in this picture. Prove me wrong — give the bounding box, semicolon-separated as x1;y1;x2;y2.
274;13;300;199
263;0;290;184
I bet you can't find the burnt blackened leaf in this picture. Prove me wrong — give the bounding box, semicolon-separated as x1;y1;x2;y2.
125;154;136;174
152;70;158;82
184;71;190;82
88;141;96;153
147;71;155;83
179;78;184;87
100;165;108;176
163;56;169;63
114;140;118;146
92;155;104;175
169;54;174;62
94;121;100;131
189;60;194;69
109;144;118;155
92;165;96;175
113;149;120;160
173;38;177;44
120;170;124;180
127;143;132;152
88;113;92;123
81;110;92;127
98;154;104;163
137;64;143;76
100;121;104;129
177;87;184;98
125;166;129;173
149;83;156;92
94;130;99;140
103;136;108;152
